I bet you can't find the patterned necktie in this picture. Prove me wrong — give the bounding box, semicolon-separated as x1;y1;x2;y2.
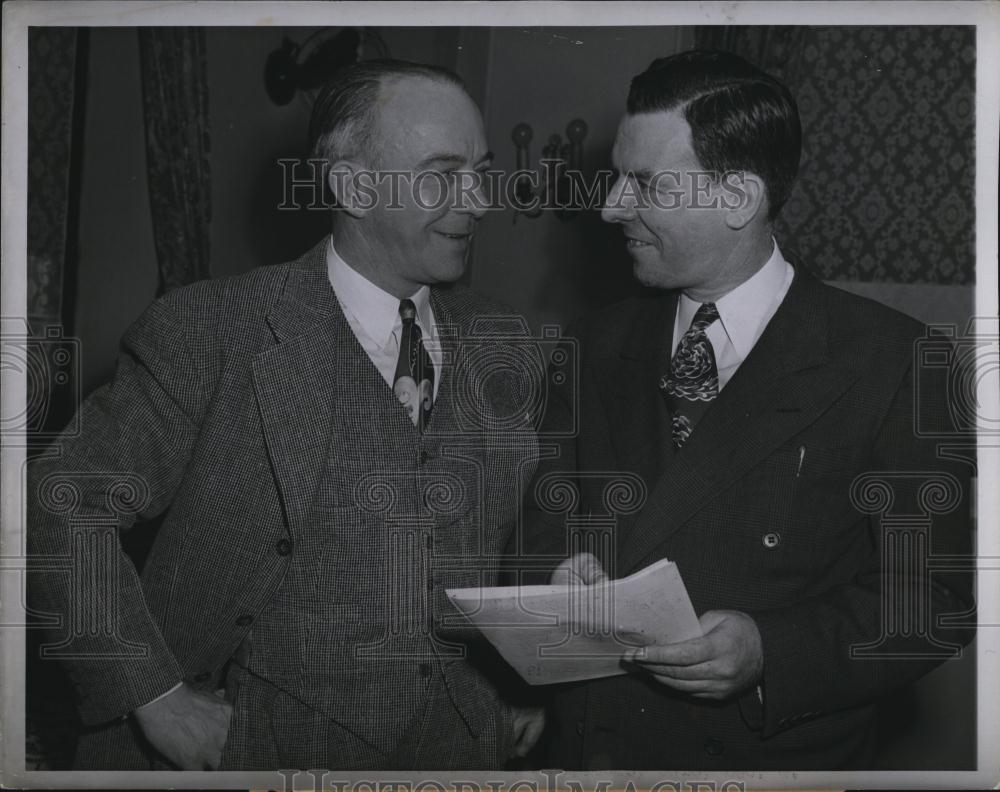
393;299;435;431
659;302;720;448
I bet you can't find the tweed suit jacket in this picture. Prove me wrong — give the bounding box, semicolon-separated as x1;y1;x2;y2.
522;267;975;769
27;237;542;769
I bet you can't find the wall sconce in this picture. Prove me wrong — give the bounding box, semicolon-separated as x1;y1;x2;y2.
265;28;374;106
511;118;588;222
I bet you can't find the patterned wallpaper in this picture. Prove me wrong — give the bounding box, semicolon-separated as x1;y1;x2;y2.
695;26;975;285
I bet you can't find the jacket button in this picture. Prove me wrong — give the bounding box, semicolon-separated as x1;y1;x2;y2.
762;532;780;549
576;719;585;736
419;662;433;678
275;538;292;556
419;450;429;465
704;738;724;756
235;614;254;627
193;671;212;683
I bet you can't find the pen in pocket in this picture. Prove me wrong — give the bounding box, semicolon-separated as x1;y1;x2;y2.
796;445;806;477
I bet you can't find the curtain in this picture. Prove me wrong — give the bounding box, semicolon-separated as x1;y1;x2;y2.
138;28;212;293
25;27;87;440
27;27;81;331
693;26;975;285
26;29;88;769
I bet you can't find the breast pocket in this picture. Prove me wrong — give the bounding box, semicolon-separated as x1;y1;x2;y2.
794;442;860;479
788;437;864;518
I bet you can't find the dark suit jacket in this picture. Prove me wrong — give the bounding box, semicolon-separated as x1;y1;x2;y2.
27;238;541;769
521;268;975;769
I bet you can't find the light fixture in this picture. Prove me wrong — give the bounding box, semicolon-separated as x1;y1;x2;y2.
511;118;589;221
264;28;369;106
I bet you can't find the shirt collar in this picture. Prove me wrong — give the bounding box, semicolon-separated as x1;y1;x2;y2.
677;240;792;361
326;236;434;348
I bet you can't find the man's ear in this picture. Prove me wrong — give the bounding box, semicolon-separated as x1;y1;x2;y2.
327;160;373;219
720;171;768;229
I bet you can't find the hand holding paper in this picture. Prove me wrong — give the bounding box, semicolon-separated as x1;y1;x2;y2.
447;558;703;685
550;552;609;587
622;609;764;699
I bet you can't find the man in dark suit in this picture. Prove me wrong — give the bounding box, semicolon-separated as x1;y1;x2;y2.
520;50;975;769
28;60;544;771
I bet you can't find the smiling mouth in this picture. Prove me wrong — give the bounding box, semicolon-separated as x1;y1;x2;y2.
626;237;653;249
437;231;473;241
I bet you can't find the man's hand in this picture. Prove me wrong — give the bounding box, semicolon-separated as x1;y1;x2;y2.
621;610;763;700
133;683;232;770
551;552;608;587
509;705;546;757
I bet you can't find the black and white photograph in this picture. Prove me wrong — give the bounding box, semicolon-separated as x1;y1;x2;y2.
2;2;998;790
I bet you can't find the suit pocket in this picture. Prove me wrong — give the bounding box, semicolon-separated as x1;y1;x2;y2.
794;443;860;478
788;439;866;523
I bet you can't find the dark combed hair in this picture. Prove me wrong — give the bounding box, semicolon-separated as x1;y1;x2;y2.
308;59;465;166
627;50;801;221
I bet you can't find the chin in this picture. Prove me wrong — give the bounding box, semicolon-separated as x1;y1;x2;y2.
632;260;675;291
432;258;468;284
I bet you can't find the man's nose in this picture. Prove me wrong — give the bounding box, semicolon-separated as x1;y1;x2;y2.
601;174;635;224
454;172;489;220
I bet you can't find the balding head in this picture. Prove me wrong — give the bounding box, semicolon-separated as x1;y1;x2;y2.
309;59;467;169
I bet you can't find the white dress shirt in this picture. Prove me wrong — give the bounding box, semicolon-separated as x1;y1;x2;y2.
326;236;442;401
671;241;794;390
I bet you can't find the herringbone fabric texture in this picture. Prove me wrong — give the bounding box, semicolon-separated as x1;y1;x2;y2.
27;237;542;769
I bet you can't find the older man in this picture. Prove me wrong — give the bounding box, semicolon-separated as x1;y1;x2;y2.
29;59;543;771
523;50;974;769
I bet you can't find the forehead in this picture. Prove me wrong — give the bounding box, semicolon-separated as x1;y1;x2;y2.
374;75;486;165
612;108;699;171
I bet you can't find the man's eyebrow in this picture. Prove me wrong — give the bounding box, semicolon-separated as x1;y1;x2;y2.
416;153;465;169
415;151;495;169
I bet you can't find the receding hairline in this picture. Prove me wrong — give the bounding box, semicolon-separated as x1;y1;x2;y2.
310;62;467;165
372;70;472;115
363;72;477;159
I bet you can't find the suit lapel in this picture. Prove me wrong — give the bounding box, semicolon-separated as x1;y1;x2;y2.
251;238;412;538
618;269;861;574
426;287;462;433
605;294;678;492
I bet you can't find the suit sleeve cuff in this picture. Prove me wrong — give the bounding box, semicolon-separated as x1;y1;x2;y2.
134;681;183;712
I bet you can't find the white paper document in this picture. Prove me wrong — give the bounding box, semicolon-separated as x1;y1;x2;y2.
446;559;703;685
